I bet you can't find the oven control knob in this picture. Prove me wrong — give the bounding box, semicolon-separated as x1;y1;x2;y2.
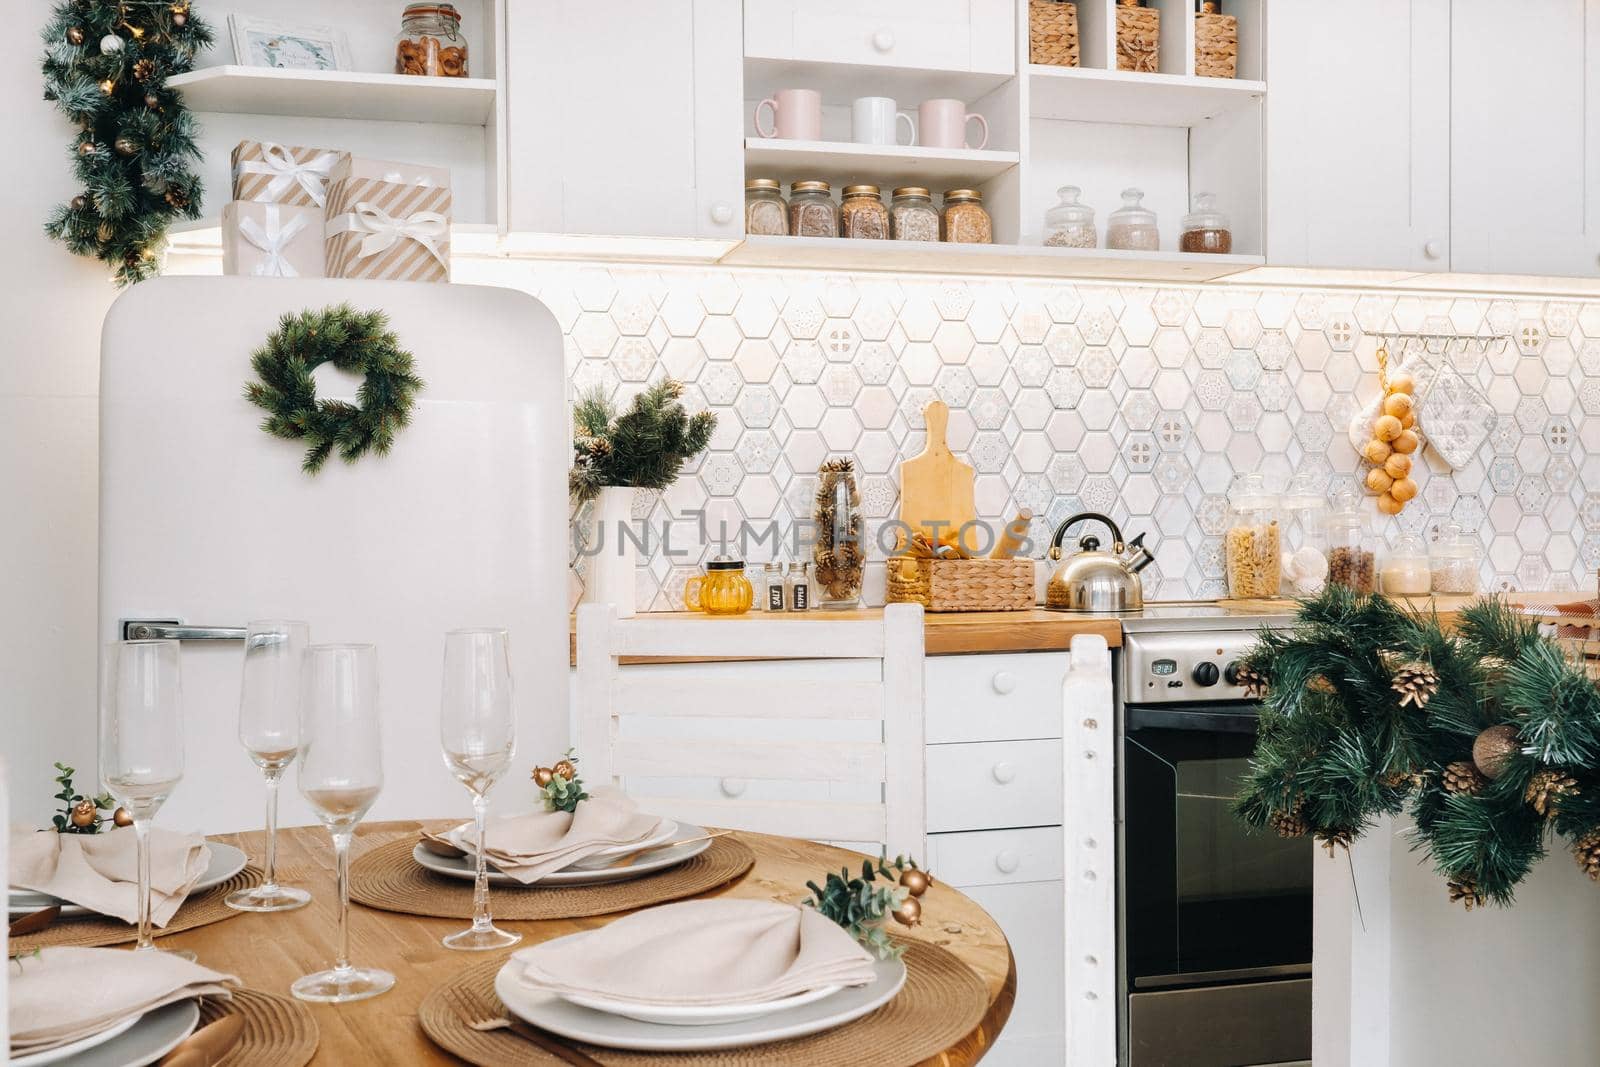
1223;661;1242;686
1192;662;1220;687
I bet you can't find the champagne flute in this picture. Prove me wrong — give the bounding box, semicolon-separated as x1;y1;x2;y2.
292;644;394;1003
227;620;312;913
99;639;187;956
439;628;521;950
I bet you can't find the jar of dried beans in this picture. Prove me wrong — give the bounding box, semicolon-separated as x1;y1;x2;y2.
1180;191;1233;253
1106;187;1159;250
890;187;939;242
788;180;838;238
942;189;992;244
1043;184;1097;248
1325;488;1375;594
744;178;788;236
395;3;469;77
839;185;890;240
1224;473;1281;598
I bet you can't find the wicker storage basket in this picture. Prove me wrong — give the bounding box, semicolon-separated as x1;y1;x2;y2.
1115;3;1160;73
886;557;1035;613
1195;12;1238;78
1029;0;1080;68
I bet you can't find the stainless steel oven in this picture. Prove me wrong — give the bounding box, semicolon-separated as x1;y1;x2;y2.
1117;615;1312;1067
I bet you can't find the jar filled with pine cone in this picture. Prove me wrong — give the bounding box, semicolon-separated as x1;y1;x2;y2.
811;457;864;606
1524;769;1578;817
1575;829;1600;881
1442;760;1487;796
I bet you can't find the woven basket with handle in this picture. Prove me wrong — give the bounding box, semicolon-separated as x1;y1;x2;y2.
886;557;1035;613
1029;0;1080;68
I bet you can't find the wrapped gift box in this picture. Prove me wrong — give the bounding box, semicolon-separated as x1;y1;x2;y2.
323;156;452;283
221;201;325;278
230;140;347;209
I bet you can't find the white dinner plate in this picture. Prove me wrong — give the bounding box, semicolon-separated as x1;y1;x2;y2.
9;1012;142;1066
561;982;845;1027
411;821;710;888
12;1000;199;1067
9;842;249;919
495;951;905;1052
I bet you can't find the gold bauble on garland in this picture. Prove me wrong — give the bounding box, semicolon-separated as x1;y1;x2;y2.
1472;723;1522;780
66;25;84;44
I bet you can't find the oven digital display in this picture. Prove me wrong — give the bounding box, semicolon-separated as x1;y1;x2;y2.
1150;659;1178;676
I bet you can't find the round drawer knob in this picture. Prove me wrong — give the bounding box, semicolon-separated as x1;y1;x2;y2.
872;29;895;52
1424;240;1443;260
709;201;734;225
719;777;747;797
990;671;1017;695
991;761;1016;784
994;850;1020;874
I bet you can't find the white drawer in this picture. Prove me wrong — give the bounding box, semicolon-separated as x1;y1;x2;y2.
744;0;1015;75
925;652;1068;744
925;739;1062;833
927;827;1064;887
961;881;1065;1051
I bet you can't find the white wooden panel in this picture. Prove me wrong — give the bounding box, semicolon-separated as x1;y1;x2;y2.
927;826;1064;886
1061;634;1115;1067
969;0;1019;75
881;604;927;859
611;618;887;658
925;739;1062;832
616;676;884;718
926;652;1068;744
746;0;988;71
1313;820;1392;1067
631;796;886;842
614;738;886;783
964;880;1066;1064
694;0;746;238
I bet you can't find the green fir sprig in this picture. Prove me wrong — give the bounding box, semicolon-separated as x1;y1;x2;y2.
569;380;715;503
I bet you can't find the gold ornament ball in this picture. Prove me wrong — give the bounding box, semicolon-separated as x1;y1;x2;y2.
1365;467;1394;494
1392;428;1420;455
77;140;96;157
532;766;554;787
1376;492;1403;516
891;896;922;927
113;806;133;827
67;26;84;44
1390;477;1418;503
552;759;577;780
70;799;97;828
1472;723;1521;780
114;137;138;156
145;92;160;109
1373;414;1403;443
70;195;87;212
173;10;188;26
899;868;931;897
1362;439;1392;465
97;221;115;242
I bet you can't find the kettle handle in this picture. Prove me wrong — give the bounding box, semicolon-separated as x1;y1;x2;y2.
1049;511;1125;554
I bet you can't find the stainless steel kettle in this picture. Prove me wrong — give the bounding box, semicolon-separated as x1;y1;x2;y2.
1046;512;1155;612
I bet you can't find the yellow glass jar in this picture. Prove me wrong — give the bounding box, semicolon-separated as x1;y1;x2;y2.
684;556;754;615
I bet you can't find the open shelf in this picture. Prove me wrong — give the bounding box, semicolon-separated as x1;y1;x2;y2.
722;235;1262;281
1027;65;1264;127
744;139;1019;186
167;66;497;125
744;56;1013;108
166;218;502;256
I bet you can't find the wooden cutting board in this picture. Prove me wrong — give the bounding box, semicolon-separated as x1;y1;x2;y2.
898;399;978;550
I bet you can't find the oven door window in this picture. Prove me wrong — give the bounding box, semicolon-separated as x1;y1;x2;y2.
1124;705;1312;989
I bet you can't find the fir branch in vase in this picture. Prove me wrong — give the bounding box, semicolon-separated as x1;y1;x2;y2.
569;380;715;504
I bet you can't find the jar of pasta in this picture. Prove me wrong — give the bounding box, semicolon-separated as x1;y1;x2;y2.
942;189;993;244
395;3;469;77
890;187;939;242
839;185;890;240
744;178;788;236
1224;474;1281;599
788;180;838;238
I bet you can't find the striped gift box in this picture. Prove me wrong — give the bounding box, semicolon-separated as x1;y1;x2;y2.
230;140;347;208
323;157;452;283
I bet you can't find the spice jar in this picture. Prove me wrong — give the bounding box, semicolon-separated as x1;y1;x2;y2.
1326;488;1376;594
744;178;788;236
789;180;839;238
684;555;754;615
1106;187;1160;250
1429;523;1481;594
1279;472;1329;595
890;187;940;242
1180;191;1233;253
395;3;469;77
1381;534;1432;596
1043;184;1097;248
1224;473;1281;598
942;189;993;244
840;185;890;240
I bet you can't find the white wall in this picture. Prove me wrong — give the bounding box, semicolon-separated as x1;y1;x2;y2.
2;3;116;826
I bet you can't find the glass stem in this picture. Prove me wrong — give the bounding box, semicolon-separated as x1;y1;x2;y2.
133;816;154;951
333;831;353;973
261;768;282;891
471;792;492;932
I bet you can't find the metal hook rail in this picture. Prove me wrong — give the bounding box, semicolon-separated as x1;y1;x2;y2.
1372;331;1512;359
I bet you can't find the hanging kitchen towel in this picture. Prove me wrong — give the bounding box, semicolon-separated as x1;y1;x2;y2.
1344;347;1493;470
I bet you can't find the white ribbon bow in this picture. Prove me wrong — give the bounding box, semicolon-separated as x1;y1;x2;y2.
326;201;449;268
236;205;308;278
236;142;341;207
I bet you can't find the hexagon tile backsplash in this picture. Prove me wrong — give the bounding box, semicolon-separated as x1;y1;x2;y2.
452;258;1600;610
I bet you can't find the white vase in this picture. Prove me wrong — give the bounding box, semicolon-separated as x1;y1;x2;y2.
582;485;638;618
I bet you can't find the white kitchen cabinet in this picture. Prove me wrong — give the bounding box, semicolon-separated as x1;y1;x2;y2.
1449;0;1600;277
961;879;1067;1066
744;0;1015;76
505;0;743;239
1265;0;1450;272
925;652;1068;744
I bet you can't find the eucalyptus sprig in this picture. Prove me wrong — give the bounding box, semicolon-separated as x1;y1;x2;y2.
51;762;115;834
532;749;590;814
804;855;932;960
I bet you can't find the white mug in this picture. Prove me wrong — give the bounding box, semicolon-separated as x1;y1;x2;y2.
754;88;822;141
851;96;916;146
918;98;989;150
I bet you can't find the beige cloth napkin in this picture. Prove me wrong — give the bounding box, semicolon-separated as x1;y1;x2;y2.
9;825;211;926
422;786;664;885
9;946;237;1055
512;899;877;1006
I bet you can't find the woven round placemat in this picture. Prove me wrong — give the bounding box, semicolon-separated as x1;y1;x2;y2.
418;940;988;1067
349;837;756;920
199;987;320;1067
11;865;263;952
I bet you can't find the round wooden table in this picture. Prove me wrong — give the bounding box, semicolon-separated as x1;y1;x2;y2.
178;822;1016;1065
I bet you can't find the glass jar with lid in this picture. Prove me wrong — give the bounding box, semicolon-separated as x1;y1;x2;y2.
1325;486;1375;594
1180;192;1232;253
1279;472;1329;595
941;189;993;244
684;555;754;615
1429;523;1482;594
744;178;788;236
889;187;939;242
1380;534;1432;596
1224;473;1281;598
788;181;838;238
395;3;469;77
1043;185;1097;248
1105;187;1160;250
839;185;890;240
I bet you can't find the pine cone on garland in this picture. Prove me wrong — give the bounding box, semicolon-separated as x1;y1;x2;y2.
1380;767;1427;790
133;58;157;82
1390;660;1440;708
1306;674;1336;695
163;186;189;210
1317;829;1354;858
1575;829;1600;882
1447;878;1486;910
1442;760;1487;796
1234;664;1268;699
1268;798;1308;839
1524;769;1579;817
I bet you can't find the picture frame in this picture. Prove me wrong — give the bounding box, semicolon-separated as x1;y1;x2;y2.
228;16;353;72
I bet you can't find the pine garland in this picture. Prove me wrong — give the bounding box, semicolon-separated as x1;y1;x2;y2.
569;380;715;503
244;305;423;474
1236;587;1600;907
41;0;214;284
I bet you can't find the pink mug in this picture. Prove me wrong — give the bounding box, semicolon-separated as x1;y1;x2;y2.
918;99;989;150
754;88;822;141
